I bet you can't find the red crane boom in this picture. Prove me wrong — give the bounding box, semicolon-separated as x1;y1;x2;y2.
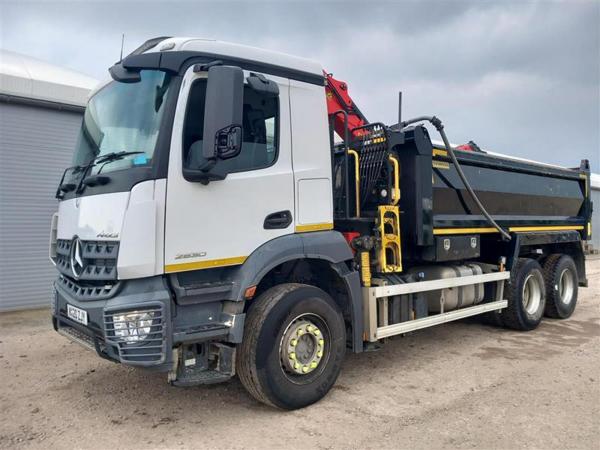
324;71;368;140
324;71;474;150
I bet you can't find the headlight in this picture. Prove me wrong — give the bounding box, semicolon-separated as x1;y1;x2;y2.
112;311;155;343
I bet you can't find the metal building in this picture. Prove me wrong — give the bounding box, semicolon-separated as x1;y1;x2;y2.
0;50;97;311
590;173;600;252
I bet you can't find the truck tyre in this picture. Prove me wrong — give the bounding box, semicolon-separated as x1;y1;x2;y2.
502;258;546;331
543;254;578;319
236;283;346;409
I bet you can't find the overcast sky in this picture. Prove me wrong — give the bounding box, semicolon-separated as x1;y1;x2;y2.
1;0;599;170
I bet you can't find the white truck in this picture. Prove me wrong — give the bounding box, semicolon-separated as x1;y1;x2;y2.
50;37;592;409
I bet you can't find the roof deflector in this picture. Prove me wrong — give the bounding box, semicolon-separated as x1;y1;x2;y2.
127;36;173;58
109;37;172;83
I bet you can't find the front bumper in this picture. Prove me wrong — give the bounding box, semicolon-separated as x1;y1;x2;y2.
52;275;245;374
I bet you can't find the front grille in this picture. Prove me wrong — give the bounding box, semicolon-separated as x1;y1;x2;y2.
57;276;119;301
104;305;166;365
56;239;119;281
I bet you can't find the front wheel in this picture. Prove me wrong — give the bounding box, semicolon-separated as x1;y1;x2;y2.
236;283;346;409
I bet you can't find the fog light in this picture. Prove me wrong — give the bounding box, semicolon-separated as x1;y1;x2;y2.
112;311;154;343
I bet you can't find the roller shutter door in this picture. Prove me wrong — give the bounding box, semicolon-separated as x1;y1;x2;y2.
0;101;83;311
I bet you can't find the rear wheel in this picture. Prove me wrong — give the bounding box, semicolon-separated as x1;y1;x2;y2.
543;254;578;319
502;258;546;331
237;283;346;409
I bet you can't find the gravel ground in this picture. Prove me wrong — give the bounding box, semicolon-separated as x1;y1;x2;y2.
1;258;599;450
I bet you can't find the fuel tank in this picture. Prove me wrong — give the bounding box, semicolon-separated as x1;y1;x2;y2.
408;264;484;312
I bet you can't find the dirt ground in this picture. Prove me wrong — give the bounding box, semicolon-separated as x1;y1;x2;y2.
1;259;599;450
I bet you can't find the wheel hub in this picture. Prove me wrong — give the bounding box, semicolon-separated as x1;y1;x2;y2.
281;319;325;375
558;268;575;305
522;274;542;315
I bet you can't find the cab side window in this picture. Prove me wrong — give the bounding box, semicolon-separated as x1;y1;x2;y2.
183;79;279;173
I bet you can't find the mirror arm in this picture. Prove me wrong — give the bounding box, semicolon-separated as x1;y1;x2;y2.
247;73;279;96
193;60;223;73
182;165;227;185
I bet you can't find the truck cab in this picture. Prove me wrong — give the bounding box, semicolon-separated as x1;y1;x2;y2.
50;37;591;409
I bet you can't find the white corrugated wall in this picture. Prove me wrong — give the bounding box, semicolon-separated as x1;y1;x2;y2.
591;178;600;252
0;102;83;311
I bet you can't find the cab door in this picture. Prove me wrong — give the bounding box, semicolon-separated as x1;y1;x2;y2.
164;69;294;273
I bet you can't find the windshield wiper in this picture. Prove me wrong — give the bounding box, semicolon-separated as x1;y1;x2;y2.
56;152;146;199
95;151;144;164
75;151;144;194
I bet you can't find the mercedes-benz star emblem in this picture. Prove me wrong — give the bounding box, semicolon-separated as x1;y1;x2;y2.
70;237;85;279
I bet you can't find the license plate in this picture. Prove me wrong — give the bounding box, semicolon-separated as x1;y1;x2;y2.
67;304;88;325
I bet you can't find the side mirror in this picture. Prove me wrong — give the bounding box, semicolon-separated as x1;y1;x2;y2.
202;65;244;161
215;124;243;159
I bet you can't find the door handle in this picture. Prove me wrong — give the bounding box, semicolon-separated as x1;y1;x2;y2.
264;210;293;229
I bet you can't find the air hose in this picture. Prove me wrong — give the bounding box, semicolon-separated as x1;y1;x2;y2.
400;116;511;241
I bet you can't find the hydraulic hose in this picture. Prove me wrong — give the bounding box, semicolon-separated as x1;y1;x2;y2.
400;116;512;241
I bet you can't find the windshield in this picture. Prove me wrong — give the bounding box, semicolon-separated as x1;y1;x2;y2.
72;70;172;174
